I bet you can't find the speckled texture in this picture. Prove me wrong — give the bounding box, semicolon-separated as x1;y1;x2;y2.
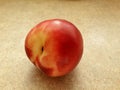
0;0;120;90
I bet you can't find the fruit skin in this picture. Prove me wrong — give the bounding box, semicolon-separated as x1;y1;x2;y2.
25;19;83;77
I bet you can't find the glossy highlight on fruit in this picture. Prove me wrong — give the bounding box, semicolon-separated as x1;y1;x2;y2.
25;19;83;77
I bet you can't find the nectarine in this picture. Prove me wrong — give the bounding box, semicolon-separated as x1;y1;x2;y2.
25;19;83;77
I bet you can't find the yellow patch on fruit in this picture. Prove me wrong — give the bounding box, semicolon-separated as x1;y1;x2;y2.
28;30;46;63
27;27;61;76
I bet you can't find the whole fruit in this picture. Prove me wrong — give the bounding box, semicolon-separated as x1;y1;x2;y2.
25;19;83;77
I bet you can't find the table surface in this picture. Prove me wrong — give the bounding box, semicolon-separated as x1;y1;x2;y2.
0;0;120;90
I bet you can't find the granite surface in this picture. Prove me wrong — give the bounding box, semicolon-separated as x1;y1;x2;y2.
0;0;120;90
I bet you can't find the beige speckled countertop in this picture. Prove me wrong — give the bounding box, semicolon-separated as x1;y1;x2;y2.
0;0;120;90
